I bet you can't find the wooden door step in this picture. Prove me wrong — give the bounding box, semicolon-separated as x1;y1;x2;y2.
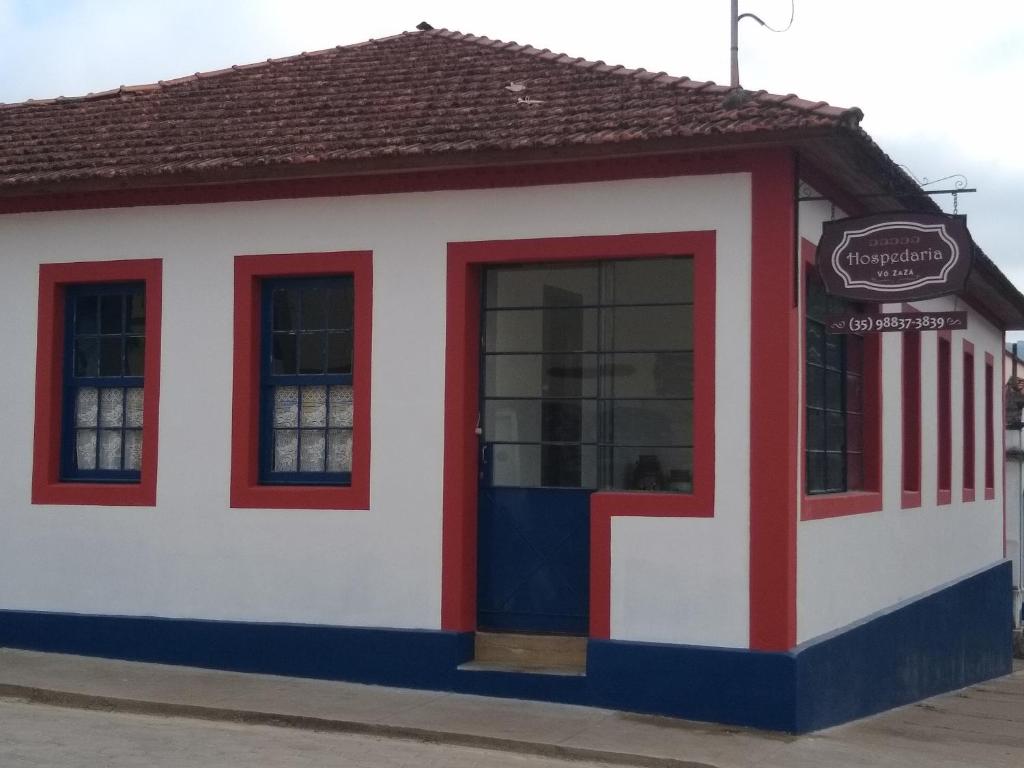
462;631;587;675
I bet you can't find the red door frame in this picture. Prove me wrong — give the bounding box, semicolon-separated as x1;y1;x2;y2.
441;231;717;638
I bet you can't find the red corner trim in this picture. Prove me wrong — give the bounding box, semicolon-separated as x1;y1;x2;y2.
230;251;372;510
963;339;976;503
748;151;799;651
440;231;716;636
32;259;162;506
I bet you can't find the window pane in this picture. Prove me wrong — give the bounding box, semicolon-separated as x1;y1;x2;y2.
272;289;299;331
824;332;842;371
326;284;354;330
126;293;146;334
328;385;354;427
273;386;299;428
806;323;824;366
326;332;352;374
806;452;826;493
274;430;298;472
99;336;123;376
825;411;846;452
485;265;598;308
125;336;145;376
299;429;326;472
124;388;144;428
483;399;596;443
300;386;327;427
124;430;143;471
327;429;352;472
847;413;863;452
846;373;863;414
76;387;98;427
611;400;692;447
75;338;99;377
272;333;298;375
825;370;844;411
99;387;124;427
298;332;325;374
826;452;845;492
847;452;864;491
301;288;328;330
75;296;99;334
607;352;692;398
807;279;828;320
484;354;598;398
485;308;597;353
98;429;123;470
610;258;692;305
847;334;864;372
76;429;97;470
541;444;584;487
608;448;692;492
806;409;825;452
608;305;692;351
806;365;824;409
100;294;124;334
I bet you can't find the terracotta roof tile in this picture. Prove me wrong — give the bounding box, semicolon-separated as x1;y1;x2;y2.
0;27;862;191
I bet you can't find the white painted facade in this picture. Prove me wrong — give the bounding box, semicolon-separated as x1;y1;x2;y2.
0;173;753;648
797;194;1006;643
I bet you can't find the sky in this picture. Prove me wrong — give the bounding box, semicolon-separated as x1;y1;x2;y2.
1;0;1022;335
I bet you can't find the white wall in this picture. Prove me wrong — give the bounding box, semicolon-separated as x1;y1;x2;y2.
797;194;1006;642
0;173;752;647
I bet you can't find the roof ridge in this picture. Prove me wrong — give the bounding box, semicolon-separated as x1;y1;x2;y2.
0;31;414;109
424;27;861;124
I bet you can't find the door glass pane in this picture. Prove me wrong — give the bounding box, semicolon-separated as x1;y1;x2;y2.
605;352;692;398
485;309;597;353
611;400;692;447
607;447;693;492
610;258;693;304
484;354;598;398
607;305;692;351
490;443;596;488
485;399;597;443
485;264;598;308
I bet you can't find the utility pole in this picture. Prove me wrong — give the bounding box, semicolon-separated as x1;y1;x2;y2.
730;0;740;88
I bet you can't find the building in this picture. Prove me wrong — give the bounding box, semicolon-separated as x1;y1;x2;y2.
1;27;1022;732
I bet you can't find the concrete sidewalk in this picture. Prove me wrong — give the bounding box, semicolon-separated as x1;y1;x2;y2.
0;648;1021;768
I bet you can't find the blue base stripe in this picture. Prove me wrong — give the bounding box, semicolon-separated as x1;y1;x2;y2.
0;561;1012;733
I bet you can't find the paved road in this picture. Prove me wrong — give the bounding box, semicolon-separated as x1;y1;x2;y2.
0;699;627;768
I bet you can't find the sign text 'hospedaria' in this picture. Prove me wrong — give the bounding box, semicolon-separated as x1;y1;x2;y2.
816;212;973;302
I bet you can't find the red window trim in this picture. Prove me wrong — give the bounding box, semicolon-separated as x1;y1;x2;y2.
32;259;162;506
984;351;995;501
440;231;716;638
230;251;372;510
799;240;883;521
937;330;953;505
963;339;976;503
901;305;922;509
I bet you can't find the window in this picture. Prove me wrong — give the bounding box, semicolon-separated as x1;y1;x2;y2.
963;340;975;502
481;257;693;492
261;278;354;485
901;330;921;507
805;275;865;494
63;284;146;481
32;259;162;506
231;251;371;510
937;333;952;504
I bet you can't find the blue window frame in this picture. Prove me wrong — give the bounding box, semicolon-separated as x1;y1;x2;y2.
62;283;146;482
259;277;354;485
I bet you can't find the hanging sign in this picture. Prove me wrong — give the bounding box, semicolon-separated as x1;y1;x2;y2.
816;212;973;302
826;311;968;335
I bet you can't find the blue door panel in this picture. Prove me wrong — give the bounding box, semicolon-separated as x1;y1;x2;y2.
477;486;590;634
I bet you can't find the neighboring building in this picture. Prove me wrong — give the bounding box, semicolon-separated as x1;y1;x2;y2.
1005;343;1024;632
1;28;1022;732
